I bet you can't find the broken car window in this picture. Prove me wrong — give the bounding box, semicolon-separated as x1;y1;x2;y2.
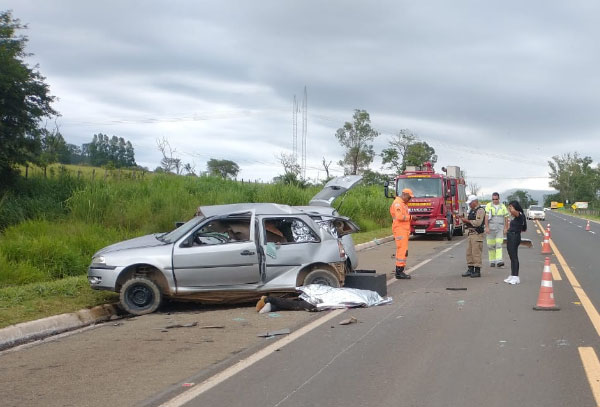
263;218;318;244
193;217;251;246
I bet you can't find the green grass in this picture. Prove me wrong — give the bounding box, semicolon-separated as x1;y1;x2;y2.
0;276;119;329
0;171;395;327
0;220;130;287
554;208;600;222
0;228;393;328
352;227;392;244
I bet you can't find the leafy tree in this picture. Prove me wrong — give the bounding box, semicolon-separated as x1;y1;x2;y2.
548;152;599;205
183;162;196;176
38;128;68;175
87;133;136;167
335;109;379;175
403;141;437;169
0;11;58;184
506;190;536;207
66;143;84;164
381;129;417;174
381;129;437;174
361;169;388;186
206;158;239;179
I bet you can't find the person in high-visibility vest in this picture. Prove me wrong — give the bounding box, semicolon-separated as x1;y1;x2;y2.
390;188;413;279
484;192;509;268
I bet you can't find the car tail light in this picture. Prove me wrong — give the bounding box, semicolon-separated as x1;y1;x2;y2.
338;240;346;258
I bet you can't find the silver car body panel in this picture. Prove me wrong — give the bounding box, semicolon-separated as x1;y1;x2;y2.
88;206;351;301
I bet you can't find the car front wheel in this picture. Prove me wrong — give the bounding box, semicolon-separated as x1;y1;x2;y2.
303;269;341;287
120;277;162;315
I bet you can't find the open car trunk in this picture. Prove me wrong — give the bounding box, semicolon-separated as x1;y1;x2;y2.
308;175;363;207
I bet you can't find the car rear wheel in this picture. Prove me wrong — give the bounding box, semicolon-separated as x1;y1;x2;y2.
120;277;162;315
303;269;341;287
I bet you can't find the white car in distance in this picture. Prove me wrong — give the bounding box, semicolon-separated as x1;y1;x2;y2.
527;205;545;220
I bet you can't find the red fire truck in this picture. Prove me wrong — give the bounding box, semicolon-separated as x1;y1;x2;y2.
384;162;468;240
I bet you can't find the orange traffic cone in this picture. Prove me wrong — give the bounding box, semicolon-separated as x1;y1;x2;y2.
541;231;552;254
546;224;551;239
586;220;591;231
533;257;560;311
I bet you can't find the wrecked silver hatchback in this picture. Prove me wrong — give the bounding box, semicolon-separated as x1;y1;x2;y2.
88;177;361;315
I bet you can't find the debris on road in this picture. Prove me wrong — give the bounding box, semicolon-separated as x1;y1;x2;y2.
199;325;225;329
339;316;358;325
164;322;198;329
446;287;468;291
257;328;291;338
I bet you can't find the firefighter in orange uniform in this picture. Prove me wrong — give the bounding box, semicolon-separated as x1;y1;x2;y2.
391;188;414;279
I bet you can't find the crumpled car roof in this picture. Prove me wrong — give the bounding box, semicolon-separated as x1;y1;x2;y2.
198;202;306;218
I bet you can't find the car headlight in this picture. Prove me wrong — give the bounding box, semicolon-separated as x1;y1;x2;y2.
435;220;446;227
92;256;106;266
88;276;102;285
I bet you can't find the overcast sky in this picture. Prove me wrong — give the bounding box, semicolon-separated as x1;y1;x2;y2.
5;0;600;196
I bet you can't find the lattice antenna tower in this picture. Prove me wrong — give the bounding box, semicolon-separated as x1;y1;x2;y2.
301;86;307;179
292;95;298;161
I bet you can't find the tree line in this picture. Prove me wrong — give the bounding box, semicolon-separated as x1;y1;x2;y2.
546;153;600;209
0;11;138;189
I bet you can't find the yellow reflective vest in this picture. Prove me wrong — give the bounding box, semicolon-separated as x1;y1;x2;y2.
484;202;509;225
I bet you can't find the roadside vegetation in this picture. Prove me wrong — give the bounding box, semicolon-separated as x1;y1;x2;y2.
0;168;393;328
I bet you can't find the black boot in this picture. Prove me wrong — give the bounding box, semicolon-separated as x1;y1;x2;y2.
470;266;481;278
462;266;474;277
395;266;411;279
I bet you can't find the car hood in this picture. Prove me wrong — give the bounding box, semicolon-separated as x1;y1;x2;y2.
309;175;363;207
94;234;167;256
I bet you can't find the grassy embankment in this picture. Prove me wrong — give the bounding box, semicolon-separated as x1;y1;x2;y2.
0;168;392;328
553;207;600;222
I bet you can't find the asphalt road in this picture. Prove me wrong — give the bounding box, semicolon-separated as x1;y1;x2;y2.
0;236;446;407
2;221;600;407
159;217;600;407
544;211;600;307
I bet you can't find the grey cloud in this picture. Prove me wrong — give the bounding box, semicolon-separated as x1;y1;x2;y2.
4;0;600;189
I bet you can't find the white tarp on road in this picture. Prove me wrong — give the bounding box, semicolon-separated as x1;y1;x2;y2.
297;284;392;310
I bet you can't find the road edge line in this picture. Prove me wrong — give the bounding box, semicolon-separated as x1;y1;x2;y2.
579;347;600;406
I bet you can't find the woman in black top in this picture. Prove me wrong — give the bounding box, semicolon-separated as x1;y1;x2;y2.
504;200;527;285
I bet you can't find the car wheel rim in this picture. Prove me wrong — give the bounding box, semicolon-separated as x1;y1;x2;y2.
128;284;153;308
312;277;333;286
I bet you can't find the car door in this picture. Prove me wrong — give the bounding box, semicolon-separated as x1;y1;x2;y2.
261;216;321;282
172;214;260;287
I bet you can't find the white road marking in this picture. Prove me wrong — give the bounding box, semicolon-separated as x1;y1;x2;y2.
161;239;464;407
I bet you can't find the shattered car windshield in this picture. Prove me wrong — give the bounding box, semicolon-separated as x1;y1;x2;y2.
159;216;205;244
